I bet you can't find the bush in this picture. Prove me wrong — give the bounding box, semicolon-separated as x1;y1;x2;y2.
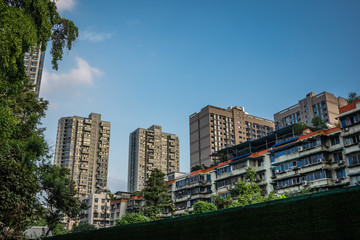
193;201;217;214
116;213;150;226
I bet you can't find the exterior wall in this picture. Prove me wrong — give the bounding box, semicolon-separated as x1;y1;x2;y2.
190;105;274;168
24;46;45;95
339;99;360;186
80;193;111;228
54;113;110;198
171;104;360;215
274;91;348;129
109;192;131;226
128;125;180;192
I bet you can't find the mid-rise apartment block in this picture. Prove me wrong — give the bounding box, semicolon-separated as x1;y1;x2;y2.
80;192;111;228
128;125;179;192
189;105;274;169
274;92;348;129
24;46;45;95
54;113;111;198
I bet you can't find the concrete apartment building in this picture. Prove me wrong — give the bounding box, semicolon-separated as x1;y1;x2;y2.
24;47;45;95
128;125;180;192
80;192;111;228
274;92;348;129
189;105;274;169
54;113;111;198
167;102;360;216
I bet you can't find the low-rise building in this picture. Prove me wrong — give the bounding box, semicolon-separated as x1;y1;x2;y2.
80;192;111;228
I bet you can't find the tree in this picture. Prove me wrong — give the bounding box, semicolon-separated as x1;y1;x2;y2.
193;201;217;214
71;223;96;233
115;213;150;226
348;92;359;103
293;122;309;135
311;116;328;129
52;223;69;236
0;1;78;238
39;164;88;236
211;194;234;209
142;168;170;220
190;165;202;172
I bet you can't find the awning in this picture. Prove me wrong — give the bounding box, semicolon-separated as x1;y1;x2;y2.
271;137;298;148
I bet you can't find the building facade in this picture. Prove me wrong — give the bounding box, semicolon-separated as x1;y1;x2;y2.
54;113;111;198
80;192;111;228
274;92;348;129
189;105;274;169
127;125;180;192
24;46;45;95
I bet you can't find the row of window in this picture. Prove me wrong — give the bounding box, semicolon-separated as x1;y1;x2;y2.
341;114;359;128
275;153;325;173
277;170;332;188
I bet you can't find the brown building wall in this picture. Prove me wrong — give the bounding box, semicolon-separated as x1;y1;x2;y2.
190;105;274;169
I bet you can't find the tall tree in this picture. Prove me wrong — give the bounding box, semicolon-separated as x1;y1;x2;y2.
39;165;87;236
311;116;328;129
348;92;359;104
142;168;170;220
0;1;78;238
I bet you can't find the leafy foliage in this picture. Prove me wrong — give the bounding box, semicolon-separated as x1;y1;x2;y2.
190;165;202;172
115;213;150;226
39;164;88;236
311;116;328;129
211;194;234;210
71;223;96;233
142;168;170;219
213;168;286;209
193;201;217;214
0;1;78;238
348;92;359;104
52;223;69;236
292;122;309;135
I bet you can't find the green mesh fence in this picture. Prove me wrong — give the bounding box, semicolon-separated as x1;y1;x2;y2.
48;186;360;240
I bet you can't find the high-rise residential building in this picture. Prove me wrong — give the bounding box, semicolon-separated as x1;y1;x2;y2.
128;125;179;192
54;113;111;198
24;46;45;95
189;105;275;169
274;91;348;129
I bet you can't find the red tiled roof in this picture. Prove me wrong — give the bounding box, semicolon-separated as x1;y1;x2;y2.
339;99;360;114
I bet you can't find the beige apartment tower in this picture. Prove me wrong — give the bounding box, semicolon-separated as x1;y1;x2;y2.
274;92;348;129
190;105;274;169
128;125;179;192
24;46;45;95
54;113;111;198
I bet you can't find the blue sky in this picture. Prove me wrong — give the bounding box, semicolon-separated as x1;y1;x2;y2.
40;0;360;192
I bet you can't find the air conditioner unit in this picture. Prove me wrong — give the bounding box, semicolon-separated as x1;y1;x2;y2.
338;160;344;165
344;127;349;132
275;170;281;174
318;158;324;162
302;181;308;186
298;146;304;152
334;179;340;183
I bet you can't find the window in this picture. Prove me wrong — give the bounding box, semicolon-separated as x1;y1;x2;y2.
95;198;98;203
258;159;264;167
330;136;340;145
336;169;346;179
351;175;360;185
334;152;343;162
348;154;360;166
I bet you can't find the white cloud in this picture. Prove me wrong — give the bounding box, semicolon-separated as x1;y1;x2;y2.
80;31;113;42
55;0;76;12
41;56;102;97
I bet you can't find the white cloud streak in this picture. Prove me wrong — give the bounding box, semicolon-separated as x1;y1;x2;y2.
55;0;77;12
80;31;113;42
41;56;102;97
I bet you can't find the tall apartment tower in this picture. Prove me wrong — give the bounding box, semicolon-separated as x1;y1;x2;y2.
54;113;111;198
128;125;179;192
24;47;45;95
274;92;348;129
190;105;274;169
